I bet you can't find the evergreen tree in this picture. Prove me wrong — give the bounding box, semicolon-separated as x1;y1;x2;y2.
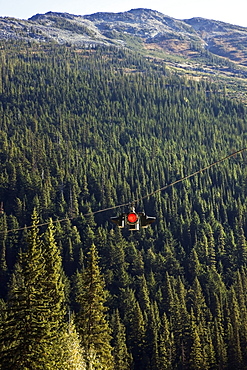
129;301;146;370
189;309;205;370
0;214;8;299
75;243;114;370
159;313;175;370
187;249;201;282
162;272;174;316
111;309;132;370
235;222;247;266
0;210;66;369
61;313;86;370
145;301;161;370
212;318;227;370
43;218;67;332
227;288;243;369
137;274;151;313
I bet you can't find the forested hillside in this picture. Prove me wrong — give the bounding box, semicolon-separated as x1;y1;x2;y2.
0;40;247;369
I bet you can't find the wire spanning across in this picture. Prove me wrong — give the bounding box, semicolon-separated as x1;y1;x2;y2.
2;148;247;234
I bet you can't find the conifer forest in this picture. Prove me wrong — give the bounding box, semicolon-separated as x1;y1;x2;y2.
1;40;247;369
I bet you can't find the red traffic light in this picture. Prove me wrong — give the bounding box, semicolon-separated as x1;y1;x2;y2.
110;207;155;230
127;212;138;223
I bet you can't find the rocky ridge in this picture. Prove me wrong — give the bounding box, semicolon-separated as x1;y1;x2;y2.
0;8;247;65
2;7;247;102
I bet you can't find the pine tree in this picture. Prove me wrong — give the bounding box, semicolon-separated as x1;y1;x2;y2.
205;223;217;270
187;249;201;282
5;214;19;269
187;277;211;327
129;301;146;370
159;313;175;370
75;243;114;370
137;274;151;313
236;268;247;364
43;218;66;319
0;211;67;369
61;313;86;370
189;309;205;370
0;211;47;369
162;272;174;316
0;214;8;299
212;318;227;369
145;301;161;370
203;325;216;370
0;211;55;368
227;288;243;369
111;309;132;370
42;218;72;365
235;223;247;266
171;285;189;368
215;223;226;261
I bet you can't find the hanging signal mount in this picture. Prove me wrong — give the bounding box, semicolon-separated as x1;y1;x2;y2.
110;205;156;231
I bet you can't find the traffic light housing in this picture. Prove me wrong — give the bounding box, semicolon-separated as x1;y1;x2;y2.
110;207;156;231
140;214;156;228
110;214;125;228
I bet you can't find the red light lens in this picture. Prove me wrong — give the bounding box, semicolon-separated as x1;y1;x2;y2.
127;213;138;223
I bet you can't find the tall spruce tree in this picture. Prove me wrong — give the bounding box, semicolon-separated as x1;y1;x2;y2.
0;211;67;369
0;214;8;299
159;312;175;370
189;309;205;370
111;309;132;370
42;218;70;365
129;300;146;370
43;218;66;329
61;313;86;370
75;243;114;370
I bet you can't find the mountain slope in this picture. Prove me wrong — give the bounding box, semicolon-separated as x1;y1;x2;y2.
185;17;247;63
1;8;247;103
1;37;247;369
0;8;247;64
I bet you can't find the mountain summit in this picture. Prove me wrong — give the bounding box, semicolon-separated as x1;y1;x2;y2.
1;8;247;65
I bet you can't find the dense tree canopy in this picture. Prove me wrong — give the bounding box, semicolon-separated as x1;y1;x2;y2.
0;40;247;369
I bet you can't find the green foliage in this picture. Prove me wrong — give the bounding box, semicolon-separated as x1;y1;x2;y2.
0;40;247;368
61;314;86;370
75;244;114;369
111;309;132;370
0;211;67;369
